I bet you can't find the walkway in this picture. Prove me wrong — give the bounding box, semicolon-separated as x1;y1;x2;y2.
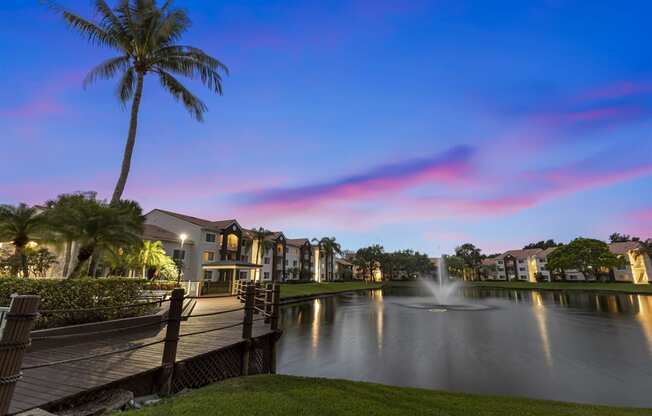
10;296;270;415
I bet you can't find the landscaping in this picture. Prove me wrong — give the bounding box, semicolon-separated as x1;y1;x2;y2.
280;281;382;299
467;281;652;294
0;277;177;329
124;375;652;416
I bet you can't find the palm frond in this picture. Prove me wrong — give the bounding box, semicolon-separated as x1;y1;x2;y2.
61;10;118;48
155;8;190;46
83;55;131;88
116;67;137;104
157;70;207;121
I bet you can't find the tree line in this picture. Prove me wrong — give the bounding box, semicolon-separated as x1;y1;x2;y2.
0;193;178;280
444;235;651;282
351;245;434;282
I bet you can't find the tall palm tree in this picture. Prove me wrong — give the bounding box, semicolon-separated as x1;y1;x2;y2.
251;228;273;282
313;237;340;281
57;0;228;203
0;204;48;279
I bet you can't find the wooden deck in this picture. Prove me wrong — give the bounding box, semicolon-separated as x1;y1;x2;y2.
10;296;271;415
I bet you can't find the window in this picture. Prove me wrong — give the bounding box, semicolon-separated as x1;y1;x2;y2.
518;260;524;264
264;272;270;280
569;274;577;280
293;260;298;267
264;257;270;264
227;234;238;250
285;260;288;266
239;271;247;280
540;266;546;271
519;267;526;272
203;270;213;280
241;255;248;262
173;249;185;260
276;243;283;254
497;260;503;264
203;251;215;262
205;233;216;243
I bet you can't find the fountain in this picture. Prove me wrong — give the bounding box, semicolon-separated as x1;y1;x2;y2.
396;255;491;312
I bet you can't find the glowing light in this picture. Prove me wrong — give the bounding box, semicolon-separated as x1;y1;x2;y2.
26;241;38;248
179;233;188;248
532;292;553;367
311;299;321;355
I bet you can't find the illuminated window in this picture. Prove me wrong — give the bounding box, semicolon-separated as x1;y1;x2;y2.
227;234;238;251
276;244;283;254
203;251;215;262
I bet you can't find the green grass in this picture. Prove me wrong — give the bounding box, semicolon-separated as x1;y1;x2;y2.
467;281;652;294
125;375;652;416
280;281;382;299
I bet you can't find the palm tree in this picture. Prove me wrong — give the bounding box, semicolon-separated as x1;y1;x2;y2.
312;237;341;281
251;228;273;281
136;240;169;278
66;198;144;277
0;204;48;279
58;0;228;203
45;192;95;277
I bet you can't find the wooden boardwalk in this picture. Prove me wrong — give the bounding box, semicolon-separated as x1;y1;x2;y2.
10;296;272;415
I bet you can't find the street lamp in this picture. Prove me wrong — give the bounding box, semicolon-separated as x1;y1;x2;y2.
179;233;187;248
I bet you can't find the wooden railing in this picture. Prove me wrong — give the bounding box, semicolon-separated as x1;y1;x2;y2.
0;282;282;415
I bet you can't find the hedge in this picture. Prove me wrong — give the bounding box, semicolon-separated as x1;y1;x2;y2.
0;277;178;329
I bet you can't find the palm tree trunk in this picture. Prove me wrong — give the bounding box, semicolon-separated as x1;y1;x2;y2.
62;240;72;278
17;246;29;279
111;72;145;204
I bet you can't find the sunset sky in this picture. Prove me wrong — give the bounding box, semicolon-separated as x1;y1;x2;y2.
1;1;650;255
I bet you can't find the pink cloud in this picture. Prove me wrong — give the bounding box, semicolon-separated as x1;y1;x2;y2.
578;81;652;101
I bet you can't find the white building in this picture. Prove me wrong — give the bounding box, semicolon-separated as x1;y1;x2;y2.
142;208;336;291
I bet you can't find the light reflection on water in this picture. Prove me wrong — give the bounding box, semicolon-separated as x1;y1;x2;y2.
278;286;652;407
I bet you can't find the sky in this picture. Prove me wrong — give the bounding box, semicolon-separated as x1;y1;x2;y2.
0;0;651;255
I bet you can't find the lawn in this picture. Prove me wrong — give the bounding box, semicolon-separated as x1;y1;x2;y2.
467;281;652;294
125;375;652;416
280;281;382;299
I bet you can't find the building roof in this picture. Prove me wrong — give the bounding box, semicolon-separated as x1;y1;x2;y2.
481;258;495;266
496;248;543;260
335;258;352;266
151;209;238;232
287;238;311;247
609;241;643;255
536;247;558;258
142;224;193;244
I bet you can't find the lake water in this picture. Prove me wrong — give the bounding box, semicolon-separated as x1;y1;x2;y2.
277;285;652;407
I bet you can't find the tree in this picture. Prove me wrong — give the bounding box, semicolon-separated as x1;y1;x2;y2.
444;255;465;279
0;203;48;278
547;238;622;281
58;0;228;203
45;192;96;277
251;228;273;281
136;240;170;278
524;239;560;250
313;237;341;281
455;243;482;281
28;248;59;278
608;233;639;243
66;197;145;277
353;245;384;282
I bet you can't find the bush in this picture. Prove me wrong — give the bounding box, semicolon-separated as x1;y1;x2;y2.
0;277;176;329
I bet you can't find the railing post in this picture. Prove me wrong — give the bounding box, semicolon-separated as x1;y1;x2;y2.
241;283;255;376
269;283;281;374
264;283;273;324
0;295;40;416
159;288;184;396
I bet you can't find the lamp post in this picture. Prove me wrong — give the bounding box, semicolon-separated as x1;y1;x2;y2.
179;233;187;248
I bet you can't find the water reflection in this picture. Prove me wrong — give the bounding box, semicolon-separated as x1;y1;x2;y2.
278;286;652;407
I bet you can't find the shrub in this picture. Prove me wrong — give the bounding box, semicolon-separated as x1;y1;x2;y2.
0;277;177;329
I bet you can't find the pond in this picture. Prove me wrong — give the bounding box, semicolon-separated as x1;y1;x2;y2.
277;285;652;407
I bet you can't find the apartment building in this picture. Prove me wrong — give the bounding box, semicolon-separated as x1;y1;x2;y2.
143;209;333;291
484;242;650;284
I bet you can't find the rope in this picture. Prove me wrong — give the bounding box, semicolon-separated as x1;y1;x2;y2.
0;372;22;385
31;319;167;341
178;322;243;338
184;307;245;319
39;298;170;314
21;339;166;370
